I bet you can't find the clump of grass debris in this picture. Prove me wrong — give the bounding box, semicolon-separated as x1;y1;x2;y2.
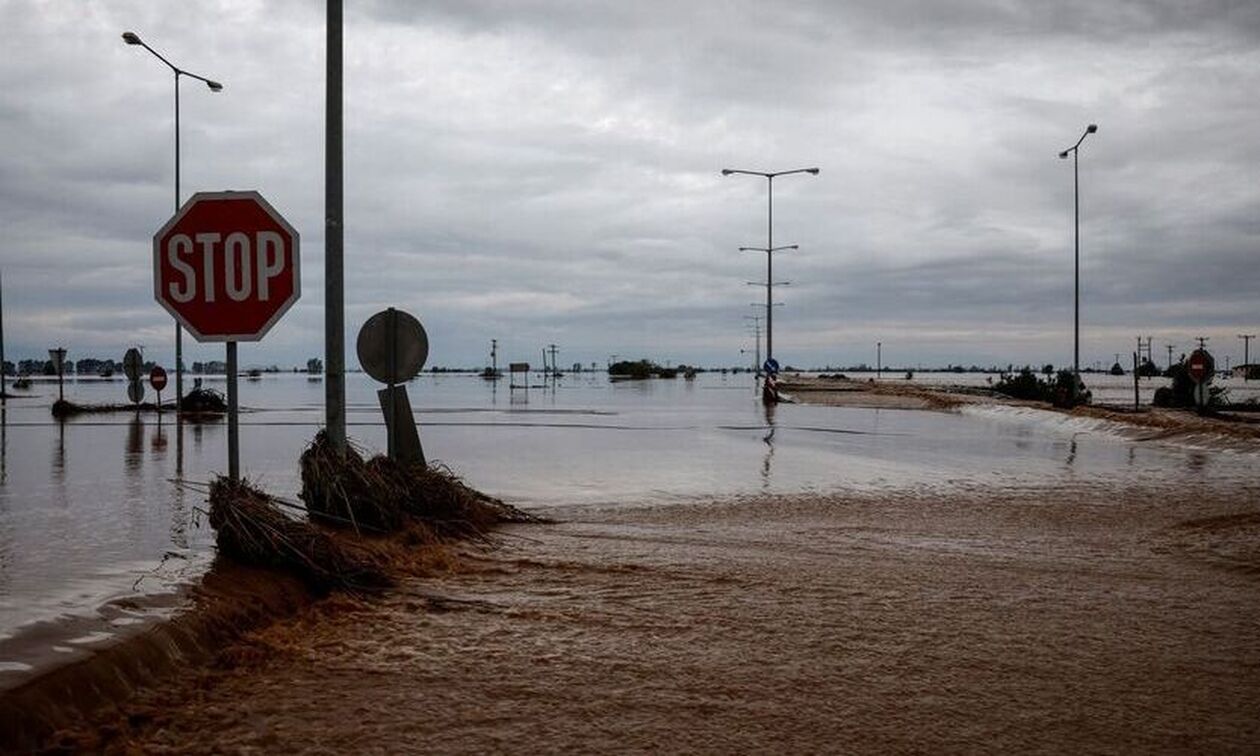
208;476;392;595
299;430;540;539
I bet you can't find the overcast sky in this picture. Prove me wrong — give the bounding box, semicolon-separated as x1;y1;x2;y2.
2;0;1257;370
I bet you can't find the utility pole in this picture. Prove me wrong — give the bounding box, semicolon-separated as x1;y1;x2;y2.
1135;336;1152;371
744;314;762;375
1166;344;1175;372
1195;336;1209;349
547;344;559;377
1239;334;1255;380
877;342;882;379
490;338;498;375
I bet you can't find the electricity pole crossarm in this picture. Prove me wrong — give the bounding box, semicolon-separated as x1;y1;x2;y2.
739;245;799;253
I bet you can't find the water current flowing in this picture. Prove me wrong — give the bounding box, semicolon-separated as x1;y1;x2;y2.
1;371;1257;708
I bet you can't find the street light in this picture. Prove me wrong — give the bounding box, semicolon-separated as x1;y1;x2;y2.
722;167;819;369
123;30;223;414
1059;124;1097;401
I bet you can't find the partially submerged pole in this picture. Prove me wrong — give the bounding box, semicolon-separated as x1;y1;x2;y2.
325;0;346;453
227;342;239;480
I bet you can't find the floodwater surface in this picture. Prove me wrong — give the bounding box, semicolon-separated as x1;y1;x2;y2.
0;371;1257;680
84;480;1260;753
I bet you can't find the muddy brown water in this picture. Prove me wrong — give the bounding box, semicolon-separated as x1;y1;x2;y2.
54;480;1260;754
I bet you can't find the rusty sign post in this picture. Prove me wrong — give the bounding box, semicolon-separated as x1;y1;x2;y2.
153;191;300;479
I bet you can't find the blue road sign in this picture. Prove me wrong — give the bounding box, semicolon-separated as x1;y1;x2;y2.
763;358;780;374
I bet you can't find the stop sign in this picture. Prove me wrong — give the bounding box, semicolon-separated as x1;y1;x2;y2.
153;191;300;342
149;365;168;392
1187;349;1214;384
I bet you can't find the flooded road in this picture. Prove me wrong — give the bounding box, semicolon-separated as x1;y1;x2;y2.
84;479;1260;753
1;371;1258;701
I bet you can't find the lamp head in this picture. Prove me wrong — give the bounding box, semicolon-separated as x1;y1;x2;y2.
122;31;142;45
206;80;223;92
806;168;820;175
721;169;733;175
1087;123;1098;133
1059;151;1069;159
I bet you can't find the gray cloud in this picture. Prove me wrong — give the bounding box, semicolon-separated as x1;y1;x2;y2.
0;0;1256;372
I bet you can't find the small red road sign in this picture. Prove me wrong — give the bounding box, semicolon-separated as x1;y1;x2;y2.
1187;349;1214;384
149;365;168;392
153;191;300;342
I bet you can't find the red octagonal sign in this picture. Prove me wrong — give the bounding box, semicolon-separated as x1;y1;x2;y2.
153;191;300;342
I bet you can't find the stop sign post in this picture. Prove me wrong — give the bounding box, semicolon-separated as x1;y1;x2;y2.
1186;349;1213;385
153;190;300;478
150;366;168;413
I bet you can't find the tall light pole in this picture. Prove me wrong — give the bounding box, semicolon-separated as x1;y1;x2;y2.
1058;124;1097;400
723;167;819;369
123;31;222;415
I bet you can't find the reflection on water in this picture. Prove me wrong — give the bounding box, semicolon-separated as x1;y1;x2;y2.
0;372;1256;659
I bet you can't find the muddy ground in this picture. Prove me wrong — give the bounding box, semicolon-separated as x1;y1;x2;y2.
48;476;1260;754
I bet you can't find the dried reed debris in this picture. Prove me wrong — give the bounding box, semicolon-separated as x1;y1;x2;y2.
208;476;391;595
299;430;542;539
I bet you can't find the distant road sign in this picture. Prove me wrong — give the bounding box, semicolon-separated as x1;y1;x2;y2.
48;348;67;374
153;191;300;342
1187;349;1214;384
356;308;428;384
149;365;168;392
123;348;143;380
763;358;780;375
509;363;529;373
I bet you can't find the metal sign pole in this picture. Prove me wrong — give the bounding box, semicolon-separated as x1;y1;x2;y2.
325;0;347;454
386;307;397;460
226;341;239;480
